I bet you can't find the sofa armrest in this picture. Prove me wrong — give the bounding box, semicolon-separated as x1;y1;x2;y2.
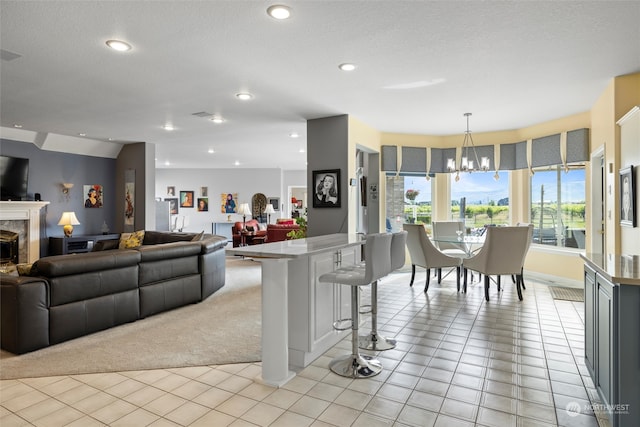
1;274;50;354
200;234;228;253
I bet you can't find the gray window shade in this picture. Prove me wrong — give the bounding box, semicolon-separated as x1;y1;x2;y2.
499;141;528;170
429;148;456;173
531;134;561;167
381;145;397;172
400;147;427;176
566;128;589;163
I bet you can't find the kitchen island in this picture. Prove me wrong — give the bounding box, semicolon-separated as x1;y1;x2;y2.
227;233;364;387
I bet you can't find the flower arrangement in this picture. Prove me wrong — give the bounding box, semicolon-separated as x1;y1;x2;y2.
405;189;420;201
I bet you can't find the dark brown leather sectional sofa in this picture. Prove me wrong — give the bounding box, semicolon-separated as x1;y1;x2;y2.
1;231;227;354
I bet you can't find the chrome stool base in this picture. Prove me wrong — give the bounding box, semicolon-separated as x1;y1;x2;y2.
359;332;396;351
329;353;382;378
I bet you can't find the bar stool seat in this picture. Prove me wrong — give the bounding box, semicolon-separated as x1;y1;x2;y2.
319;233;392;378
359;230;407;351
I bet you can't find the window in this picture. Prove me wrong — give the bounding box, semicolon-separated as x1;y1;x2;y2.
385;175;433;233
451;172;510;230
530;165;586;248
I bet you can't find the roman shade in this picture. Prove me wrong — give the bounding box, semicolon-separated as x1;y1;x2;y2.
565;128;590;164
499;141;528;170
531;134;561;168
470;145;495;171
429;148;456;174
381;145;397;172
399;147;427;176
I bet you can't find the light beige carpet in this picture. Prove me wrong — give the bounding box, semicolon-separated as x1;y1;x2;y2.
0;257;262;380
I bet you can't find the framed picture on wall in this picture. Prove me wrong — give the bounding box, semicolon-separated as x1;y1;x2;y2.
312;169;341;208
268;197;280;211
620;165;636;227
180;191;194;208
165;198;178;214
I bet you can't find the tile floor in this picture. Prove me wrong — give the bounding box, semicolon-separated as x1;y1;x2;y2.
1;269;609;427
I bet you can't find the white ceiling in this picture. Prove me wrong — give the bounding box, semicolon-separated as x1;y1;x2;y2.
1;1;639;171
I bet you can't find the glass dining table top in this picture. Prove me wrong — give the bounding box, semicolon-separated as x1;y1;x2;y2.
431;235;486;256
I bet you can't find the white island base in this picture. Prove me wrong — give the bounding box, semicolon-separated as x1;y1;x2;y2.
226;234;363;387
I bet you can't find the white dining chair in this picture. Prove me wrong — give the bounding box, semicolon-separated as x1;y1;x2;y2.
403;224;462;293
462;226;531;301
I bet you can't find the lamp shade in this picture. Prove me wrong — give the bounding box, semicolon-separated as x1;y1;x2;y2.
264;205;275;214
58;211;80;237
58;211;80;226
238;203;251;216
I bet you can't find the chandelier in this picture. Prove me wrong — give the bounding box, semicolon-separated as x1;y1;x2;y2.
447;113;490;181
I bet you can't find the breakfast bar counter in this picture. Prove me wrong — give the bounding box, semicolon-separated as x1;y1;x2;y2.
227;233;364;386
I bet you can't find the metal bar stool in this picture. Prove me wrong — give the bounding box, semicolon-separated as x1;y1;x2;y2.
318;233;392;378
359;230;407;351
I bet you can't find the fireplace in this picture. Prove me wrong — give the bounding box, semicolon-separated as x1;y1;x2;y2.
0;201;49;263
0;230;19;265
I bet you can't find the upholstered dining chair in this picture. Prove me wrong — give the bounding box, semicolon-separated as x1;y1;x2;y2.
511;223;534;290
318;233;392;378
359;230;407;351
462;226;531;301
403;224;462;293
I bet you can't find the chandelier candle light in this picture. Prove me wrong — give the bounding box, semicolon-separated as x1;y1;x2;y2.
447;113;491;182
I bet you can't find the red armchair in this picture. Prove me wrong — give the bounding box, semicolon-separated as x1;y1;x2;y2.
266;223;300;243
232;219;266;247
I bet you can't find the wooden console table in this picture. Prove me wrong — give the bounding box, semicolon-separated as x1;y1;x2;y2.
49;234;120;256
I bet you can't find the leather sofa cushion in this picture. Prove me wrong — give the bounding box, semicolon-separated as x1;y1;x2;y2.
136;241;201;262
143;231;199;245
48;266;139;307
35;250;141;277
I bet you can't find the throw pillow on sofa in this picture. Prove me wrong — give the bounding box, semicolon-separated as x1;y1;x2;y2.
119;230;145;249
92;239;120;251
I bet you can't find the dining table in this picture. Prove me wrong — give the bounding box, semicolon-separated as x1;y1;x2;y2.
431;234;486;290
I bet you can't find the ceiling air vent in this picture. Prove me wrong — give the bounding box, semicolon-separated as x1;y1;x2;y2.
191;111;214;118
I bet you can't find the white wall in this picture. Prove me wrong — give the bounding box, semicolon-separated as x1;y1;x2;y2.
155;168;304;233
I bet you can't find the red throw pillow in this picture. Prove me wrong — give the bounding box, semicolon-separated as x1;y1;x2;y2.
276;219;295;225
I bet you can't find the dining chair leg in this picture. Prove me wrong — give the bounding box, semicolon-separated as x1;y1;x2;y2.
484;275;490;301
409;265;416;287
497;275;501;292
424;268;431;292
516;274;523;300
456;266;461;292
520;267;526;290
437;268;442;284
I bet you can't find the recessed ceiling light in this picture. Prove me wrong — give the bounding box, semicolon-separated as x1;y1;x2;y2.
210;116;225;124
162;124;174;131
299;148;305;153
106;39;132;52
13;124;22;128
339;63;357;71
267;5;291;20
235;92;253;101
164;161;170;166
289;132;299;138
234;161;240;166
78;133;86;137
208;149;215;154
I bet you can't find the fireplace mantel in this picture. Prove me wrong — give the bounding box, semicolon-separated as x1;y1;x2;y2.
0;201;50;263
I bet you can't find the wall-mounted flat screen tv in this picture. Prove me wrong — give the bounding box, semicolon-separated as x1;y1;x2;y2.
0;155;29;201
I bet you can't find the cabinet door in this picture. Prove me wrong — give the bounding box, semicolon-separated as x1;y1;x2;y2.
584;266;596;375
596;274;615;407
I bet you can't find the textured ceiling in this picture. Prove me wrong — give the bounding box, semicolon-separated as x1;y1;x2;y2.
1;1;639;170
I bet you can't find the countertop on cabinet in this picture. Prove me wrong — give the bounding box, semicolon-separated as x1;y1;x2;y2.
226;233;365;259
580;253;640;285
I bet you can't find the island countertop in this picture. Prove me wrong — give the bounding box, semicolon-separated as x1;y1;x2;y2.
580;252;640;285
225;233;365;259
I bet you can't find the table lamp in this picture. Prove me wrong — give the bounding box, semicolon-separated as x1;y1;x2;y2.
238;203;251;231
264;204;275;224
58;211;80;237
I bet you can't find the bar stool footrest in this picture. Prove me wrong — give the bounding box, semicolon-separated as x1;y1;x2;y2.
332;318;352;331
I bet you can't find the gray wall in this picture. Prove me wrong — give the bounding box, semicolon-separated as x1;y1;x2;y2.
1;138;117;256
306;115;350;237
116;142;155;233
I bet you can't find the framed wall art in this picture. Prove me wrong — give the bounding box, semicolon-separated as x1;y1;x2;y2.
180;190;194;208
312;169;341;208
165;198;178;214
268;197;280;211
221;192;238;213
620;165;636;227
